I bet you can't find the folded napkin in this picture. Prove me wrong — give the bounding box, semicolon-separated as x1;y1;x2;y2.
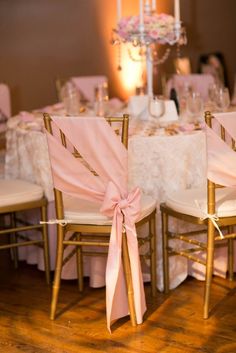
128;95;148;118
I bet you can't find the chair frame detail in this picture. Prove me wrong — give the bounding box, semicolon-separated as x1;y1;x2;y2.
43;113;157;326
161;111;236;319
0;195;50;284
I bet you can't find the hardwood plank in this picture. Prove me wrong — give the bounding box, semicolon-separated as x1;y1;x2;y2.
0;262;236;352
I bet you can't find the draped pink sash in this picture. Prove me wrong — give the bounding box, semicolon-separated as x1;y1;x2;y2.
45;116;146;331
206;111;236;186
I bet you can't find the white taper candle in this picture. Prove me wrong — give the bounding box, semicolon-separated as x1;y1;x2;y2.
117;0;122;23
152;0;156;11
174;0;180;22
139;0;144;30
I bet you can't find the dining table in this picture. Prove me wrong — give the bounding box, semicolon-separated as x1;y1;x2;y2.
4;100;232;291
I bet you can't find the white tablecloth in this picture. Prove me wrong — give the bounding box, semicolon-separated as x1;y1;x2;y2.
4;113;230;290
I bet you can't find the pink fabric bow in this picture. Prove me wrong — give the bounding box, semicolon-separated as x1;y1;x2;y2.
100;181;146;329
45;116;147;331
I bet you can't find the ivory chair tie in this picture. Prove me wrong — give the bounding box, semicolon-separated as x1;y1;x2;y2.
161;111;236;319
43;113;157;331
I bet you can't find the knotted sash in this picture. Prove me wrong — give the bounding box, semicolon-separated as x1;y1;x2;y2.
206;112;236;187
45;116;146;331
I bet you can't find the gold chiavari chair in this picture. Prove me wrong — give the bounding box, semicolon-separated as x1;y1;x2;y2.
43;113;157;325
161;111;236;319
0;179;50;283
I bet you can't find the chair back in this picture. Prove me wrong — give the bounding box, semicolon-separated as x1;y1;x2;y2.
43;113;146;330
167;74;214;101
71;76;108;103
205;111;236;214
0;83;11;148
0;83;11;118
43;114;129;220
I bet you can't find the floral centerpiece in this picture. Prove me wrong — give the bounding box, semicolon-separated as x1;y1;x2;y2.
116;13;177;45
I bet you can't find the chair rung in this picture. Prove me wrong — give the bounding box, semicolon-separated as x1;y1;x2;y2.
62;247;77;266
170;234;207;248
82;251;108;257
63;240;109;247
168;229;206;237
0;240;43;250
0;224;42;235
170;249;206;266
138;236;151;246
215;233;236;241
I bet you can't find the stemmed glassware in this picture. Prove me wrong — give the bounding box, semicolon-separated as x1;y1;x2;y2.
61;81;80;116
94;82;109;117
148;95;165;123
215;87;230;112
186;92;204;123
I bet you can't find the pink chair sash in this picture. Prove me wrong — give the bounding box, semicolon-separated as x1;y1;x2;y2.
167;74;214;101
206;112;236;186
71;76;108;102
0;83;11;118
45;116;146;331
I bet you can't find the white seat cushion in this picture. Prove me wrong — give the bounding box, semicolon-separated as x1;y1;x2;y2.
0;179;44;207
64;194;156;225
166;186;236;218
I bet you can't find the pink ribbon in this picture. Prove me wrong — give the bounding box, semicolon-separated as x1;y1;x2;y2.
101;182;146;331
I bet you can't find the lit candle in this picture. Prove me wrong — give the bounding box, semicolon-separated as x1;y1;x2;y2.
117;0;122;23
139;0;144;30
152;0;156;11
174;0;180;22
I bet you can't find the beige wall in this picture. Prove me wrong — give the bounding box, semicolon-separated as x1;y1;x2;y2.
0;0;235;114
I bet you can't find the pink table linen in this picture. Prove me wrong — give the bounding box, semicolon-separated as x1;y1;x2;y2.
45;116;146;331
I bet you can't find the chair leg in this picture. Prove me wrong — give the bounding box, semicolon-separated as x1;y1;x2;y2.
122;232;137;326
41;205;51;285
227;226;234;281
162;210;169;294
50;225;64;320
9;213;18;269
203;221;215;319
76;232;84;292
149;213;157;297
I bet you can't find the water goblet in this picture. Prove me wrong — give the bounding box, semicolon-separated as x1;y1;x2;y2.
215;87;230;112
61;81;80;116
186;92;204;123
94;82;109;117
148;95;165;123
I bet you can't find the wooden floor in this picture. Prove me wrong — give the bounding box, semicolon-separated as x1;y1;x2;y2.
1;259;236;353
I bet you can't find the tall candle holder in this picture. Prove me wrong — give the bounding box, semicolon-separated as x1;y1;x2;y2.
111;1;187;96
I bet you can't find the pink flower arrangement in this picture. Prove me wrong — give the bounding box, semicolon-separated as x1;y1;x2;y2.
116;13;176;44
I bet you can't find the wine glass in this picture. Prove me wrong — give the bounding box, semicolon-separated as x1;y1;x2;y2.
186;92;204;123
94;82;109;117
148;95;165;122
215;87;230;112
61;81;80;116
